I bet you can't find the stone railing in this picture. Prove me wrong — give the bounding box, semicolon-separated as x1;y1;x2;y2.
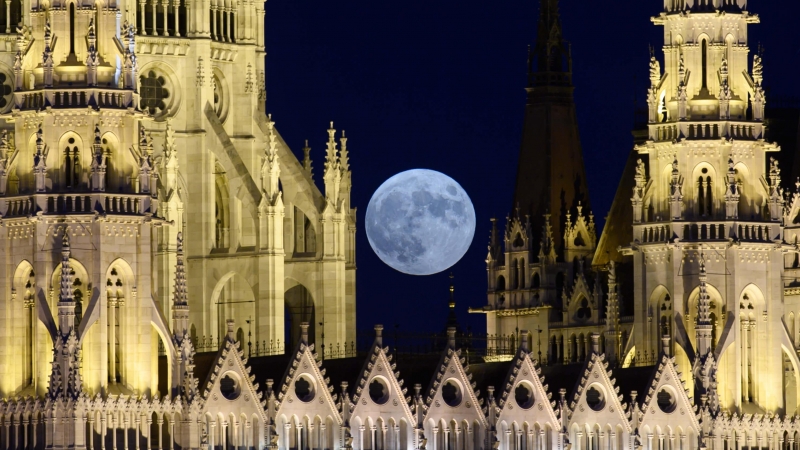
13;88;137;111
0;193;156;218
634;220;781;244
648;120;764;142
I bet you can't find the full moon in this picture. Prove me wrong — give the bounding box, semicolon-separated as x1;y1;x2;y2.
365;169;476;276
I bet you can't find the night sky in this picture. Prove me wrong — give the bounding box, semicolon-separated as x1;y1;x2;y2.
264;1;800;335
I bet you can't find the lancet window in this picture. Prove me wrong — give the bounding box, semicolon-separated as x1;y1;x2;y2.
697;170;713;216
107;267;125;384
22;269;36;387
701;40;709;92
64;138;80;189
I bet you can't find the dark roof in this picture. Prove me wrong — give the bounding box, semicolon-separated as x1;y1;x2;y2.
189;348;659;408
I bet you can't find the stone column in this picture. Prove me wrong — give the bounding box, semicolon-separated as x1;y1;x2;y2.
173;0;180;36
101;416;107;450
157;417;164;450
150;0;157;36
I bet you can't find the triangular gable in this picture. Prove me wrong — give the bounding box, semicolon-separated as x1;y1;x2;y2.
350;334;415;427
496;348;558;429
202;325;268;425
275;329;342;426
567;353;632;434
637;354;700;436
423;342;487;428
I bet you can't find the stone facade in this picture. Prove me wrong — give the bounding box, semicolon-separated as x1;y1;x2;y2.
481;0;800;448
1;0;799;448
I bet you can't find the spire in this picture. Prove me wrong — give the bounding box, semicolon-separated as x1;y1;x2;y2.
42;20;54;87
514;0;588;261
262;115;282;206
85;18;99;86
444;272;459;332
57;232;77;335
323;122;341;206
90;124;107;192
302;139;313;179
529;0;571;86
33;123;47;193
695;252;714;358
174;232;188;307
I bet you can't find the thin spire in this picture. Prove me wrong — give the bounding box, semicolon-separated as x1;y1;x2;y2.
697;253;711;325
59;232;74;304
530;0;570;83
174;232;187;306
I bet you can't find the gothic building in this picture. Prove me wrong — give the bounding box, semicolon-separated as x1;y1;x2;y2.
1;0;800;448
481;0;800;447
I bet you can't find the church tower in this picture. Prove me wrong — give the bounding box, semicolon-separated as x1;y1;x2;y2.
481;0;598;360
0;0;356;404
620;0;799;414
512;0;591;259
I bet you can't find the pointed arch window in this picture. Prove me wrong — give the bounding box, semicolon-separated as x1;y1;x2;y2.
22;269;36;387
698;168;713;216
107;267;125;384
64;138;80;189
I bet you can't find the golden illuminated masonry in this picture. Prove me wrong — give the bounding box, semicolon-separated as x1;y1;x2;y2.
0;0;796;448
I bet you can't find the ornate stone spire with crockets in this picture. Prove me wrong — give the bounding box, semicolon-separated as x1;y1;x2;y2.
696;253;712;356
42;20;54;87
85;19;99;86
33;124;48;193
514;0;590;260
58;232;76;334
323;121;341;208
172;232;189;337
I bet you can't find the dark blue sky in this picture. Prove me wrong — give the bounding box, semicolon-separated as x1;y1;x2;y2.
265;1;800;335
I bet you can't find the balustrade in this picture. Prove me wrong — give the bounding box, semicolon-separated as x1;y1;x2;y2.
648;121;763;142
0;193;152;217
634;220;778;243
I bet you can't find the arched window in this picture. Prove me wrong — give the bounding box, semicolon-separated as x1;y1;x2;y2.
698;168;713;217
511;258;518;289
556;272;565;303
22;268;36;387
107;267;125;384
496;275;506;291
532;272;540;289
519;258;525;289
64;138;80;189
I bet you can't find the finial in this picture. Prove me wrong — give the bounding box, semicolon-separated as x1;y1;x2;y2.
300;322;309;344
226;319;235;341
